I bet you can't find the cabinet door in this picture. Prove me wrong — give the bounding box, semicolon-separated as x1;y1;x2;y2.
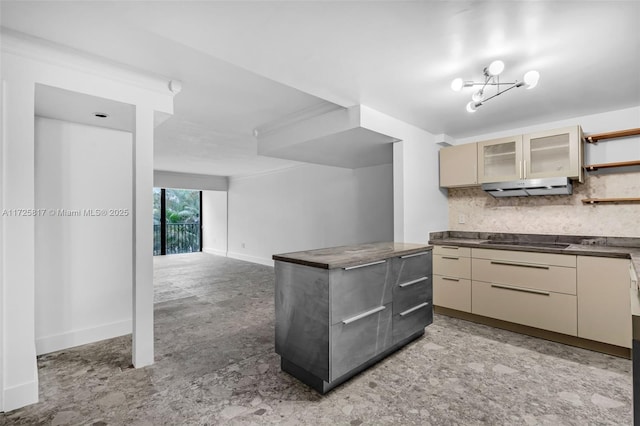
477;135;523;183
523;125;583;182
439;143;478;187
577;256;631;348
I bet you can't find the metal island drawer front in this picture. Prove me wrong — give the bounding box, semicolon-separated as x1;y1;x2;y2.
330;302;392;380
392;251;433;344
330;260;392;325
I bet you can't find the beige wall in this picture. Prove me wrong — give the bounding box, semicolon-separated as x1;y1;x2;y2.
448;106;640;238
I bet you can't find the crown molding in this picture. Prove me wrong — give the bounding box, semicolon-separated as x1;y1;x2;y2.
1;28;174;98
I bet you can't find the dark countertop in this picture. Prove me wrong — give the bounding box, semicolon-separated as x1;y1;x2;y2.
273;242;432;270
429;231;640;288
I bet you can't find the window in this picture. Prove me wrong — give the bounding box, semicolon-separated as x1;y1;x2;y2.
153;188;202;255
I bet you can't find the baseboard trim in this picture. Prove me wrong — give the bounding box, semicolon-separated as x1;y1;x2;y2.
227;251;274;267
3;380;38;413
435;306;631;359
35;319;132;356
203;247;227;257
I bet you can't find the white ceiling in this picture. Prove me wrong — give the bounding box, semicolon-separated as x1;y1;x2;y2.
3;1;639;177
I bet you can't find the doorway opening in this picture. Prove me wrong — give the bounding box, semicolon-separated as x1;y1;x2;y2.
153;188;202;255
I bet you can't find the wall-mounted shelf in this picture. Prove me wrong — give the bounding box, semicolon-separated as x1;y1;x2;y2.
582;198;640;205
585;128;640;143
582;128;640;205
584;160;640;171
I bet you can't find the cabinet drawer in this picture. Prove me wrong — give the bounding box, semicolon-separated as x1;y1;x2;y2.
472;281;577;335
433;276;471;312
472;248;576;267
392;251;432;284
393;276;431;314
434;255;471;279
393;300;432;344
472;258;576;295
433;245;471;257
330;260;392;325
331;302;392;380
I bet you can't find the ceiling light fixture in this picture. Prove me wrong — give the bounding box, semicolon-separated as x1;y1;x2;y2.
451;60;539;112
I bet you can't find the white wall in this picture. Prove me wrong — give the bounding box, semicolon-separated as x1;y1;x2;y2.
449;106;640;237
34;117;133;355
1;32;173;412
227;163;393;265
359;106;449;243
202;190;228;256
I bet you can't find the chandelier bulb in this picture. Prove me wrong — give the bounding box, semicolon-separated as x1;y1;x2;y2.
451;78;464;92
466;101;478;113
523;70;540;89
487;60;505;76
472;90;484;102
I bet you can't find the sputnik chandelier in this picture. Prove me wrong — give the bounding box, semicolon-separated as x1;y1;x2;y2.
451;60;540;112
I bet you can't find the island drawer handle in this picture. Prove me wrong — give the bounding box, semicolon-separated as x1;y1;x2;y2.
342;306;386;325
343;260;386;271
399;276;429;288
400;252;429;259
491;284;550;296
399;302;430;317
442;256;459;260
490;260;549;270
441;246;459;249
442;277;460;282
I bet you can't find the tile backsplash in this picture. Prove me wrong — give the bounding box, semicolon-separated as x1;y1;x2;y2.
448;171;640;237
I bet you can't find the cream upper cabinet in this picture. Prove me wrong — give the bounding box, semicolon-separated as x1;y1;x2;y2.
523;125;584;183
476;125;584;184
439;143;478;187
477;135;523;183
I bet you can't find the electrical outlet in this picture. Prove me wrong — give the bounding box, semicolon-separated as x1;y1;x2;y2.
458;214;466;224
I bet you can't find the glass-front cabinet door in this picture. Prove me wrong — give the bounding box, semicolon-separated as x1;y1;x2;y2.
477;135;523;183
523;126;584;182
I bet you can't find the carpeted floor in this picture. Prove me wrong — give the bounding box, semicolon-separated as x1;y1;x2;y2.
1;252;632;425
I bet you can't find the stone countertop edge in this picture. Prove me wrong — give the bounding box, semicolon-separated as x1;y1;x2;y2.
428;231;640;316
272;242;432;270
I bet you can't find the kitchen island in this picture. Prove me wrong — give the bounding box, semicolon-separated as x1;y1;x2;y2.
273;242;432;393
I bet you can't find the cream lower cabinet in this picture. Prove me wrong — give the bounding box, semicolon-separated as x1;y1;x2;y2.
433;245;471;312
577;256;631;348
471;248;578;336
434;244;633;349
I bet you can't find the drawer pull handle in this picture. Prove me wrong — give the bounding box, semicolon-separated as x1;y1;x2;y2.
342;306;386;325
490;260;549;270
399;302;430;317
442;256;459;260
399;276;429;288
343;260;386;271
400;252;429;259
441;246;459;250
490;284;550;296
442;277;460;282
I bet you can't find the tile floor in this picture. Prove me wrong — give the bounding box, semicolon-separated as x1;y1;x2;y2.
1;252;632;425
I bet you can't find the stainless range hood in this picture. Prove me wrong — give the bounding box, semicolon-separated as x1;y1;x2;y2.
482;177;573;198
